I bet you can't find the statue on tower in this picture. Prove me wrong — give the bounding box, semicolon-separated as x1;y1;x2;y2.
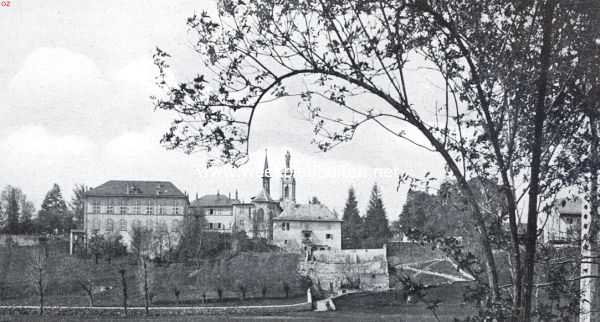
285;150;291;168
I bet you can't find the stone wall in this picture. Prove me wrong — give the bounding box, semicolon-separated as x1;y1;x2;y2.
299;247;389;293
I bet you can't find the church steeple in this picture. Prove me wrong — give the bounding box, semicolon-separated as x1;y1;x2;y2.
262;149;271;195
281;150;296;205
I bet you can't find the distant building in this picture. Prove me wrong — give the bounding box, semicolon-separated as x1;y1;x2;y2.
189;150;283;239
190;193;240;233
190;150;344;249
84;180;189;245
543;197;583;244
273;203;342;253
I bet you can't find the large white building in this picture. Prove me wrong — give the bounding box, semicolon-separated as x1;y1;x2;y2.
83;180;189;245
273;203;342;253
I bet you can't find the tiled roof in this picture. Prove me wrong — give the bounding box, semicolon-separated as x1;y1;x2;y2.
191;194;240;207
556;197;582;215
86;180;186;198
274;204;342;222
251;188;274;202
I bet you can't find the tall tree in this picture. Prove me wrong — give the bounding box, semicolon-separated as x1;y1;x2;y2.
0;186;34;234
19;194;35;234
341;187;362;249
3;187;19;234
69;184;87;230
37;184;69;234
363;184;391;248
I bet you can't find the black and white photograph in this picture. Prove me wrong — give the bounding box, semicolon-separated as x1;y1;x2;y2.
0;0;599;321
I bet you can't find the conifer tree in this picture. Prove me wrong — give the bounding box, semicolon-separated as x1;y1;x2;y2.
37;184;69;234
363;184;391;248
5;188;20;234
341;187;363;249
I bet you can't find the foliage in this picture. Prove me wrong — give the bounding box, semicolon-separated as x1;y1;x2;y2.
37;184;70;235
69;184;87;230
0;185;35;234
341;187;363;249
102;234;128;264
363;184;391;248
175;209;206;262
398;179;505;244
0;236;16;299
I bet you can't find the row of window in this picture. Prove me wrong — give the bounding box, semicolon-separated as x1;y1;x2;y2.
90;205;181;215
91;199;184;207
90;218;180;233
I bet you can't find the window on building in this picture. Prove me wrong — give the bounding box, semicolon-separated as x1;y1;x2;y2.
174;207;180;215
217;223;222;229
209;209;214;215
92;201;100;213
119;219;127;232
159;205;165;215
304;232;311;238
284;240;288;244
326;233;333;239
107;200;114;214
120;205;127;215
208;223;214;230
239;219;245;228
134;200;140;214
286;223;290;230
146;205;153;215
106;219;114;232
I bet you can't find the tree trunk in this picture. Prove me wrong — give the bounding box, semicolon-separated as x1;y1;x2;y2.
85;288;94;307
38;267;44;316
581;108;600;322
119;269;128;315
143;260;150;315
521;1;555;320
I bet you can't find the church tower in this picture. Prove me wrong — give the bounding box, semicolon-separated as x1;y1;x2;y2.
262;149;271;195
281;150;296;205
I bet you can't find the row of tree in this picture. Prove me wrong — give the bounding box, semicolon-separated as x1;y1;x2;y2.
0;184;86;235
341;184;392;249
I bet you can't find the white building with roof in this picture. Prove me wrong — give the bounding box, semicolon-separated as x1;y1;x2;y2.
83;180;189;245
543;197;583;244
273;203;342;253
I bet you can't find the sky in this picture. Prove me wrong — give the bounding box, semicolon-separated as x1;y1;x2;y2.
0;0;449;220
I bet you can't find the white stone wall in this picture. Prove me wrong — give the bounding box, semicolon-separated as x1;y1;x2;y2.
273;220;341;252
299;247;389;293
